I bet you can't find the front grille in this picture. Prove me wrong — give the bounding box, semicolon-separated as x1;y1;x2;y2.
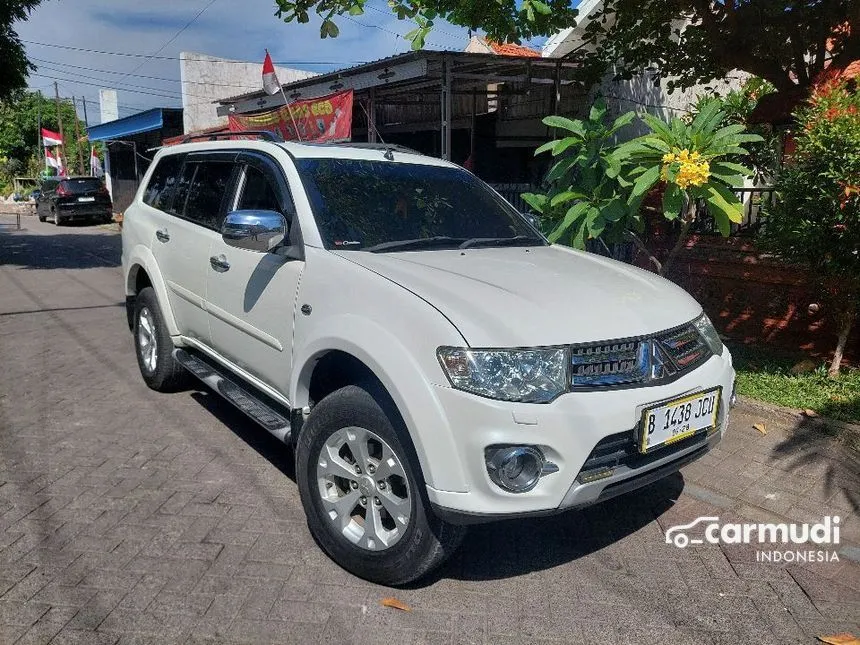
570;318;711;390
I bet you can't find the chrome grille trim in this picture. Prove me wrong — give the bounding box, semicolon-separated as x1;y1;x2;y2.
569;319;712;390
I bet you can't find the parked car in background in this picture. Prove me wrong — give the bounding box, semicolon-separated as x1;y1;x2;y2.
36;176;112;225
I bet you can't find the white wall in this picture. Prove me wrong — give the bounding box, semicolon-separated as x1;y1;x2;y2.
180;52;318;134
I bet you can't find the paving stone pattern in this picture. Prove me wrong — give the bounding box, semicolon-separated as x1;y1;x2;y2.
0;215;858;644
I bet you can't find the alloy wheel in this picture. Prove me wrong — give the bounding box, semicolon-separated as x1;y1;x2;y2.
316;426;411;551
137;306;158;373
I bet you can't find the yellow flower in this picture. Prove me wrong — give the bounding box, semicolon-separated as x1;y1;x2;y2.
660;148;710;189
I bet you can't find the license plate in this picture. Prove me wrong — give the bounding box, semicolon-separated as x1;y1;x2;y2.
77;196;95;202
639;387;721;453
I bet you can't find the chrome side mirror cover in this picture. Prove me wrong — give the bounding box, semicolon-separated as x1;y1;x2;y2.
221;210;287;252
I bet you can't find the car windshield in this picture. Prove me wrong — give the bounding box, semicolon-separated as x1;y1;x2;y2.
295;158;545;252
62;178;103;194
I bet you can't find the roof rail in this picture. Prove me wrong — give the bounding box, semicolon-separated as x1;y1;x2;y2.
332;142;424;156
179;130;283;144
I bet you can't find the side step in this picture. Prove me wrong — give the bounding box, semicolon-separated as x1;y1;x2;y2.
173;348;291;443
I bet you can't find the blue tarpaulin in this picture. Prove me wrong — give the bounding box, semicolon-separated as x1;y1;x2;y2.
86;109;165;142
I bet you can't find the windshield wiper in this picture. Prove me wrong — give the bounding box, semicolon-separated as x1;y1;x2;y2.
458;235;542;249
363;236;466;253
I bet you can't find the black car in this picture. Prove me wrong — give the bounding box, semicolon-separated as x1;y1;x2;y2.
36;176;113;226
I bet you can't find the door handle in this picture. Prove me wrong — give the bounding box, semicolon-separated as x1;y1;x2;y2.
209;254;230;272
155;228;170;243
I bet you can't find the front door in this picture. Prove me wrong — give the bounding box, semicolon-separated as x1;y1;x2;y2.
205;154;303;397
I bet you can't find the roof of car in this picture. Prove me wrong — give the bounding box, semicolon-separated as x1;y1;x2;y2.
156;139;456;169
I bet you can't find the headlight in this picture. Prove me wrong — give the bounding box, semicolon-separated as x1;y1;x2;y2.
437;346;568;403
693;314;723;356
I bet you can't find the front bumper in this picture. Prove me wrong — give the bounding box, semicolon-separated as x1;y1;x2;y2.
424;350;735;522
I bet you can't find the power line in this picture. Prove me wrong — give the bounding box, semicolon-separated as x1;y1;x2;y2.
30;56;291;90
23;39;364;65
115;0;220;83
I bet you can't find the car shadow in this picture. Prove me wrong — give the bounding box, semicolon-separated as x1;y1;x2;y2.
188;387;685;583
189;390;296;481
0;231;122;269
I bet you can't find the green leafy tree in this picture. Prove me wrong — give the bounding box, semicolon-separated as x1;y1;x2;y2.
521;100;635;249
0;89;86;180
761;78;860;377
273;0;577;48
524;100;761;276
0;1;43;99
690;78;780;182
578;0;858;94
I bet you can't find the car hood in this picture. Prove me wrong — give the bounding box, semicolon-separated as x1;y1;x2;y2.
335;245;703;347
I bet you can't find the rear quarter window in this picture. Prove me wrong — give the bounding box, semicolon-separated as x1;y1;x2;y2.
142;154;183;211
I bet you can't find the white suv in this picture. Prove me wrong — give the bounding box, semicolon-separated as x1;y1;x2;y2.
122;137;735;585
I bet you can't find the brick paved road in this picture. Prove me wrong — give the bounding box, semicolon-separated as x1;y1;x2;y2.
1;214;858;645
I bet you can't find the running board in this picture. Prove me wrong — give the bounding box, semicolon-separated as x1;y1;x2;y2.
173;348;291;443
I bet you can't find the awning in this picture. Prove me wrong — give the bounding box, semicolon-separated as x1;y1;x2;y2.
87;108;166;142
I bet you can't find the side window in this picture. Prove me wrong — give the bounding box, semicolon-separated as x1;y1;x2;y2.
170;162;196;218
183;161;235;229
237;165;285;214
142;155;182;211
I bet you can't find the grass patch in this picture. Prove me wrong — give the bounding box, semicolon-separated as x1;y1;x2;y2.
728;343;860;424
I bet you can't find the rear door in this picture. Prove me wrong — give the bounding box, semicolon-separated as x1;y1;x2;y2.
204;152;303;396
149;151;239;344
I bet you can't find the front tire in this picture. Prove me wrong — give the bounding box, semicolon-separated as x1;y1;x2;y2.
296;384;465;586
133;287;187;392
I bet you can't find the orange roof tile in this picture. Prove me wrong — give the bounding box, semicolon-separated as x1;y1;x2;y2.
486;40;541;58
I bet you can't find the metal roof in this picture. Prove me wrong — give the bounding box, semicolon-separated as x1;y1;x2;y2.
216;50;580;106
87;108;183;142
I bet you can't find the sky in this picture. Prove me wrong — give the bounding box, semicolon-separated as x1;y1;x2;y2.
16;0;510;125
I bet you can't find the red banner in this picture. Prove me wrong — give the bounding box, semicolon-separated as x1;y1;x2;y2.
228;89;353;143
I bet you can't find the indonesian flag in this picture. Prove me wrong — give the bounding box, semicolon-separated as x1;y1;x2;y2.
56;152;67;177
41;127;62;147
90;146;104;177
262;50;281;96
45;148;59;170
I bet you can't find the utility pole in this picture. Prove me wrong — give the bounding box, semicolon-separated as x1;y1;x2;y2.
72;96;85;175
36;91;42;172
81;95;89;128
53;82;65;176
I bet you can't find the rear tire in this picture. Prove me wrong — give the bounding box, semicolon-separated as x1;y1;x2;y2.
53;211;63;226
38;214;46;222
296;384;465;586
133;287;188;392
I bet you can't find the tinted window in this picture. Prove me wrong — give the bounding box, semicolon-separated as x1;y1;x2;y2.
237;166;284;214
183;161;234;229
40;179;60;192
143;155;182;211
62;178;103;194
295;158;543;251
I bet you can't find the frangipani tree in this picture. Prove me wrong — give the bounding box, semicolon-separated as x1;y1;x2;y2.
524;99;762;276
615;100;763;274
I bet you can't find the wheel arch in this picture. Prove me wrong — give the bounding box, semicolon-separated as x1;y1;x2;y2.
292;325;468;493
124;246;179;336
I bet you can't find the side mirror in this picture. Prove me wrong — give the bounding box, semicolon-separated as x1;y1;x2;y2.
221;210;286;252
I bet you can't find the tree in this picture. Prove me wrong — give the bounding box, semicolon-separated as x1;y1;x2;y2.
579;0;858;94
0;1;43;99
0;90;86;179
522;98;760;276
273;0;576;49
761;78;860;377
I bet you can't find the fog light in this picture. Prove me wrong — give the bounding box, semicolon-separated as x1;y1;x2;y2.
485;446;544;493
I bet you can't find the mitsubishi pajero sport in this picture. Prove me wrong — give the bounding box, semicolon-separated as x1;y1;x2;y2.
122;135;736;585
